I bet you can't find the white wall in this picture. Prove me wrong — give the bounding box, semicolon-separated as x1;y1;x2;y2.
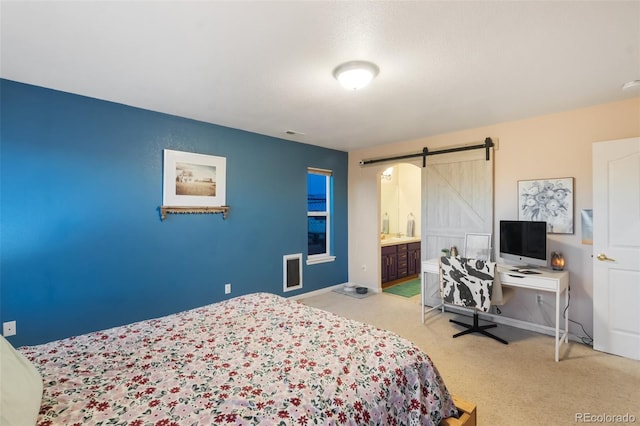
348;97;640;339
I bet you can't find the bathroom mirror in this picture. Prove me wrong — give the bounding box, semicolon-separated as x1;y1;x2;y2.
380;163;421;238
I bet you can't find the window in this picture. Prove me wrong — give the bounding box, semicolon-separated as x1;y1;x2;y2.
307;168;335;264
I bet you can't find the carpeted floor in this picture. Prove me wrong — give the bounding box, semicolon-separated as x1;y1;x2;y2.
301;290;640;426
383;277;421;297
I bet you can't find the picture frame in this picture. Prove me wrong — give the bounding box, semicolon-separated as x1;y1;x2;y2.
464;233;492;261
518;177;574;234
581;209;593;245
163;149;226;207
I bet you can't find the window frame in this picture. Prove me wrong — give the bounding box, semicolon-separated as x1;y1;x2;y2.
307;167;336;265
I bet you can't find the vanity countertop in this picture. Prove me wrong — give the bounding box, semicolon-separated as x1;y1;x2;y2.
380;236;421;247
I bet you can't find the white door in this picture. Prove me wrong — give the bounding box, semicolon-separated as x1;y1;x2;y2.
593;137;640;360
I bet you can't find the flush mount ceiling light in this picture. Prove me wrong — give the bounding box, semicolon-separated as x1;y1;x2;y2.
333;61;379;90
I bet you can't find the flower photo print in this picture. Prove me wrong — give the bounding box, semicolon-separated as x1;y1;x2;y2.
518;177;574;234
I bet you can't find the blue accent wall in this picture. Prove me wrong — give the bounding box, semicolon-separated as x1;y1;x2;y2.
0;79;348;347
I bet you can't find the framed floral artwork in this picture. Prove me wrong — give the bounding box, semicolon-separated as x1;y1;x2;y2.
518;177;574;234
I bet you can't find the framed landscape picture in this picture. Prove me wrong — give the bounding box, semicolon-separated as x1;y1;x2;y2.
163;149;226;207
518;177;573;234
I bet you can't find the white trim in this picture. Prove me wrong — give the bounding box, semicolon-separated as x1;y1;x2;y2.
283;253;303;292
306;255;336;265
287;283;345;300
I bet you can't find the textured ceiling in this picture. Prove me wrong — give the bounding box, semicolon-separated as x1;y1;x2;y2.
1;1;639;151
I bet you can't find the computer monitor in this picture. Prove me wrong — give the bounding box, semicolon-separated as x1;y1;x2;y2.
499;220;547;268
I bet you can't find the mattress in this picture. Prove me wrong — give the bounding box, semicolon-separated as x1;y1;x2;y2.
19;292;458;425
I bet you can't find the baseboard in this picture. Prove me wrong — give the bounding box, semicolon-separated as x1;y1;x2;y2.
287;284;340;300
288;282;381;301
441;305;579;342
293;287;579;343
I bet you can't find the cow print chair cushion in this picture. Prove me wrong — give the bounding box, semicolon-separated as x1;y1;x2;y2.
440;256;495;312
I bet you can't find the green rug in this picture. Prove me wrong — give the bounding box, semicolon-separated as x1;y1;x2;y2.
383;278;421;298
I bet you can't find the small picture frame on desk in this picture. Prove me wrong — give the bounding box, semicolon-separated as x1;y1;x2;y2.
464;233;492;261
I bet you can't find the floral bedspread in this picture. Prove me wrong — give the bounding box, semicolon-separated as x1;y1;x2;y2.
20;293;458;425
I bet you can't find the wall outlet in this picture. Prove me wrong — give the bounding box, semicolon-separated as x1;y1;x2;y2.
3;321;16;337
225;283;231;294
536;294;543;304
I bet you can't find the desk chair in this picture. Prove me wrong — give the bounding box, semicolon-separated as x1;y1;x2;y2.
460;231;513;307
440;256;508;345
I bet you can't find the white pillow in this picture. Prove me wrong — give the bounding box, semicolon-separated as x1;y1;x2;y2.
0;335;43;426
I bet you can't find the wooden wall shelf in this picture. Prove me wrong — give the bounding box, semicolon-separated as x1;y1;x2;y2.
160;206;229;220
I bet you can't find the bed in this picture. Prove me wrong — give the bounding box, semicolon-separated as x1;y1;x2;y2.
5;292;472;425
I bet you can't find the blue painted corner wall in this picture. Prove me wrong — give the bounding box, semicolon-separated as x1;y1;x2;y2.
0;79;349;347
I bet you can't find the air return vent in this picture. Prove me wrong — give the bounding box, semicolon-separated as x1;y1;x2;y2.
283;253;303;292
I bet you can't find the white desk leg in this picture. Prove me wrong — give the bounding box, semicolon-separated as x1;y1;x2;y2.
555;287;560;362
421;269;444;320
421;271;425;324
565;286;570;344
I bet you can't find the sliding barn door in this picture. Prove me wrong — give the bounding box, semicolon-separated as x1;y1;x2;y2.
421;148;494;307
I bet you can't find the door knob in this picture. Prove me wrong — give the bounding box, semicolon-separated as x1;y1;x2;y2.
597;253;616;262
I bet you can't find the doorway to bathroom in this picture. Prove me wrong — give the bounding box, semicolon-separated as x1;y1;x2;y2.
380;162;422;289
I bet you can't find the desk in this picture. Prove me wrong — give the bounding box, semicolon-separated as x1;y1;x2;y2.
421;258;570;362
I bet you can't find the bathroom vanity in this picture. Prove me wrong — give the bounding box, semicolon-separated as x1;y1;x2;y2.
381;237;421;286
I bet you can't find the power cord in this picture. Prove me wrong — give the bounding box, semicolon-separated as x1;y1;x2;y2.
564;286;593;346
493;286;594;346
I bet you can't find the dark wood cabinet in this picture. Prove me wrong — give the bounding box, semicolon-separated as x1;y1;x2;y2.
381;245;397;283
407;242;421;276
381;241;421;286
397;244;408;279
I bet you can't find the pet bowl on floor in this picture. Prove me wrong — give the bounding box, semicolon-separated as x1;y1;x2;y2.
355;287;368;294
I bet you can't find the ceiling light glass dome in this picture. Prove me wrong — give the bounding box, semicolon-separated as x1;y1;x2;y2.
333;61;379;90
